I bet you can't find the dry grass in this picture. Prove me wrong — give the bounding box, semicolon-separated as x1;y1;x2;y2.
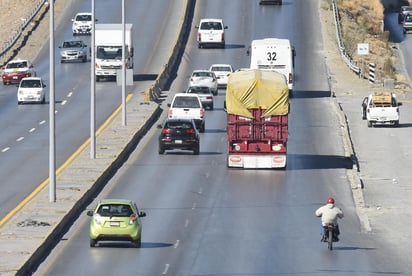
335;0;400;82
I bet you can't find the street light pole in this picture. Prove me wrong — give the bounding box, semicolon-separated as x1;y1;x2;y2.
49;0;56;202
90;0;96;158
122;0;127;126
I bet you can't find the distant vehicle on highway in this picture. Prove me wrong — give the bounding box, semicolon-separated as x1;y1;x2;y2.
59;39;88;63
158;118;200;155
186;85;214;110
72;12;94;35
168;93;205;132
195;18;227;48
17;77;46;104
188;70;218;95
2;59;36;85
403;12;412;34
399;6;412;24
87;199;146;248
209;64;233;88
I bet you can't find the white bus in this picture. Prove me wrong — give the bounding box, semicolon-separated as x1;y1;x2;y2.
248;38;295;92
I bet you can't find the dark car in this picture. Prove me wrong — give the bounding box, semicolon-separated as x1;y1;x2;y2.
399;6;412;24
158;118;200;155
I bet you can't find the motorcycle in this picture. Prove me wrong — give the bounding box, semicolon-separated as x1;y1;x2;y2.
322;223;339;250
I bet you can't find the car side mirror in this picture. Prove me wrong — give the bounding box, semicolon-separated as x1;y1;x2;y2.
86;210;94;216
138;211;146;218
225;26;228;29
398;102;403;106
157;124;163;129
167;103;171;107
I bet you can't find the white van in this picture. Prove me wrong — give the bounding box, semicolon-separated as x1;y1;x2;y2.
248;38;295;92
195;18;228;48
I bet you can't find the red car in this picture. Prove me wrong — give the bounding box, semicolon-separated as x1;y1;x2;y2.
2;59;36;85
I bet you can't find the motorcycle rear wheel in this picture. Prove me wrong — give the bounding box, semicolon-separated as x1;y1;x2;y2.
328;229;333;250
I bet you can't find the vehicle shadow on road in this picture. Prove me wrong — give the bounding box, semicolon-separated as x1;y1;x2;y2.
291;90;332;98
287;154;354;170
332;245;376;251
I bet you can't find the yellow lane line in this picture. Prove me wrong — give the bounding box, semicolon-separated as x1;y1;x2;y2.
0;93;133;227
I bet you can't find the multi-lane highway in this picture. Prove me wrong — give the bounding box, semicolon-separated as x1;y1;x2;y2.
0;0;181;220
1;0;411;275
27;0;410;275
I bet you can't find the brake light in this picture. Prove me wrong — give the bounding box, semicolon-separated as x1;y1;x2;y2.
198;32;201;41
162;128;172;134
168;109;173;118
186;128;196;134
200;108;205;118
129;214;137;225
221;33;225;41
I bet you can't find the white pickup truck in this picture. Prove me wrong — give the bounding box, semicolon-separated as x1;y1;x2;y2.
168;93;205;132
363;92;401;127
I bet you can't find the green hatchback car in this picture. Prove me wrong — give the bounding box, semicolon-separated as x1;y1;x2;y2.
87;199;146;248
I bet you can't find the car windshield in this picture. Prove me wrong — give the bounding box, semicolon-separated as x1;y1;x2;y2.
20;79;41;88
97;204;133;217
193;72;213;78
7;61;27;69
173;97;200;108
76;14;91;21
96;46;123;59
200;22;222;30
211;66;231;72
63;41;83;48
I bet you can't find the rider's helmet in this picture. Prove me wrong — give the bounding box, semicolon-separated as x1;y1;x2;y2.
327;197;335;204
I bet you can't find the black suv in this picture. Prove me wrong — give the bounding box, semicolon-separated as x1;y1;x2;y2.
158;118;200;155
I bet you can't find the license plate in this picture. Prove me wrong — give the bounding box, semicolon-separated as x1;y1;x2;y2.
174;140;182;144
13;76;18;79
110;221;120;227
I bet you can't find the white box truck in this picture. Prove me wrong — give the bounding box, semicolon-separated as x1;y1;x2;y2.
248;38;295;93
95;24;133;82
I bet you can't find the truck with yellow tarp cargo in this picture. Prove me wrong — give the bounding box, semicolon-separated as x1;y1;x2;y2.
225;69;289;168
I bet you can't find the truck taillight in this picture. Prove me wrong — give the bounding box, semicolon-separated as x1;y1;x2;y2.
200;108;205;118
198;32;201;40
168;109;173;118
222;33;225;41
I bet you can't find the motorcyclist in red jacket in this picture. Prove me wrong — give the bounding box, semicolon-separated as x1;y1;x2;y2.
315;197;344;241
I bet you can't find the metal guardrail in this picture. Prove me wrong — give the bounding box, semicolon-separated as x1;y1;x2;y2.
331;0;361;75
0;0;46;59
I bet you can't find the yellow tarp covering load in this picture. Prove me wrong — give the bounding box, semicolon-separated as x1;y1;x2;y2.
225;69;289;119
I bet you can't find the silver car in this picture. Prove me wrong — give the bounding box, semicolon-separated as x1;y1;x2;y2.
186;86;214;110
188;70;218;96
59;39;88;63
